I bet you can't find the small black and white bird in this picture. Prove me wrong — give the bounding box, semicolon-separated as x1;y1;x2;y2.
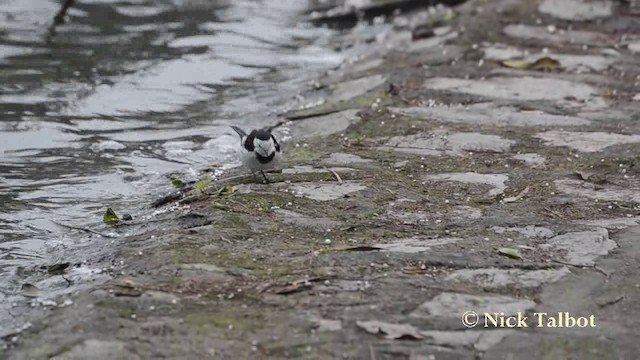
230;125;281;183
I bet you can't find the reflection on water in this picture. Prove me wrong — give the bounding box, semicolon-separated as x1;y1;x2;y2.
0;0;341;327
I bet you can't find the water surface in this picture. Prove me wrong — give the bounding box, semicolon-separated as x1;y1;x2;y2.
0;0;342;332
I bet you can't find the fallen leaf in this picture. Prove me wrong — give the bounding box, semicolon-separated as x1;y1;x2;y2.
500;59;531;70
356;320;424;340
503;186;530;203
337;246;382;252
171;179;184;188
103;208;120;224
47;262;70;275
195;179;211;192
496;247;523;260
500;57;561;72
21;283;40;298
529;57;561;71
574;171;606;185
211;202;227;210
216;185;237;197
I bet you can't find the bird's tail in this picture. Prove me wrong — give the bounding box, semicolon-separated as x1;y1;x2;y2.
230;125;247;138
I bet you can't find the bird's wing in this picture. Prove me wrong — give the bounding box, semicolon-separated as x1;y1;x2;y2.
271;134;280;152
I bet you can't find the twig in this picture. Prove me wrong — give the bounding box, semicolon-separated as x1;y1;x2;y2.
551;259;610;278
325;167;343;183
52;221;116;238
369;344;376;360
597;295;625;308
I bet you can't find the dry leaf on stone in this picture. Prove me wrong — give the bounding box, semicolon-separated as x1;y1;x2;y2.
503;186;530;203
336;245;382;252
21;283;41;298
273;276;332;295
356;320;424;340
47;262;71;275
500;57;561;71
496;247;523;260
574;171;606;185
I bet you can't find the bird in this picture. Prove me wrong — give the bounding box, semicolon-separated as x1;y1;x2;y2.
230;125;281;183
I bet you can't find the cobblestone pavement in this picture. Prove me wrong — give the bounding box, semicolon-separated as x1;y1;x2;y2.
4;0;640;358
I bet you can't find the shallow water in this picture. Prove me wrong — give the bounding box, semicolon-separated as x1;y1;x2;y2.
0;0;342;326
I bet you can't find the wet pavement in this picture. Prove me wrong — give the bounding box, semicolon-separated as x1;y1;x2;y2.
3;0;640;358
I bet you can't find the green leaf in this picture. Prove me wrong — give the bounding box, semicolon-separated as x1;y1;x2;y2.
171;179;183;188
195;179;211;192
103;208;120;224
499;57;561;72
216;185;237;197
211;202;227;210
496;247;522;260
48;262;70;275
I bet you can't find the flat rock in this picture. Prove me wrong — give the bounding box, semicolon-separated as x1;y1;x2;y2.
281;165;355;174
379;129;515;156
547;228;617;266
539;0;613;21
421;329;515;352
374;237;462;253
327;74;387;103
423;172;509;197
483;44;615;72
310;318;343;332
629;41;640;54
503;24;612;47
411;292;536;319
390;103;590;127
575;217;640;229
273;209;342;230
555;179;640;202
447;267;571;288
493;225;555;239
321;152;373;165
289;109;362;138
535;131;640;152
289;181;366;201
424;76;606;110
512;153;546;168
54;339;136;360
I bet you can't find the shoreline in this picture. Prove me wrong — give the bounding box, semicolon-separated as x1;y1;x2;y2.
6;0;640;358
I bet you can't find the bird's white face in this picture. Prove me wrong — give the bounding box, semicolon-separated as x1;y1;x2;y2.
254;138;275;157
